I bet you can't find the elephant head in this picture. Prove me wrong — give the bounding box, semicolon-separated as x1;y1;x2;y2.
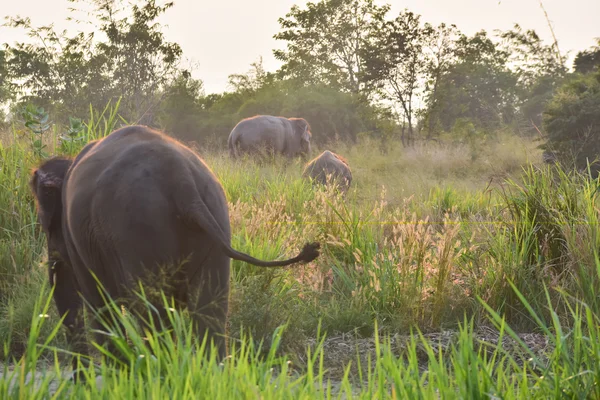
30;158;71;236
290;117;312;156
29;157;73;281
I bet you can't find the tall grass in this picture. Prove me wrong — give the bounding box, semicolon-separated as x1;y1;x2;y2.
0;100;124;357
3;269;600;398
3;101;600;396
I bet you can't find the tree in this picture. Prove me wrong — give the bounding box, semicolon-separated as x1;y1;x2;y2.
498;24;567;131
273;0;390;95
227;56;275;96
542;69;600;174
2;0;183;124
0;50;10;100
362;10;433;146
0;49;12;125
157;70;205;141
3;16;101;118
420;23;460;138
573;39;600;74
423;31;518;134
84;0;183;124
498;24;565;86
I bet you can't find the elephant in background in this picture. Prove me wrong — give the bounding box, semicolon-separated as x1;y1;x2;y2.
29;125;320;380
302;150;353;193
542;149;558;164
228;115;312;159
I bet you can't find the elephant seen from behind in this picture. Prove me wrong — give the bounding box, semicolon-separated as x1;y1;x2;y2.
302;150;353;193
30;125;321;379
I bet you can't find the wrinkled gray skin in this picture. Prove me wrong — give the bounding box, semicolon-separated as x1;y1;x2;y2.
30;125;320;380
228;115;312;159
302;150;353;193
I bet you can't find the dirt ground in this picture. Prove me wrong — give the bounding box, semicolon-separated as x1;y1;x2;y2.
301;326;550;381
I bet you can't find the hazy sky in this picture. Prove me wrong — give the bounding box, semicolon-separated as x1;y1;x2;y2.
1;0;599;94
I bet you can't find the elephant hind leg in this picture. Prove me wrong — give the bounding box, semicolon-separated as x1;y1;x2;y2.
191;289;229;361
186;262;230;362
134;262;191;342
89;302;128;364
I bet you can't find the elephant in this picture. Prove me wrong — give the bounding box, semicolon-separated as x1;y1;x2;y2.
29;125;320;379
228;115;312;159
542;149;558;164
302;150;353;193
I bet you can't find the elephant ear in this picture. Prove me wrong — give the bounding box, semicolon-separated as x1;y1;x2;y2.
301;125;310;142
32;169;64;233
294;119;311;142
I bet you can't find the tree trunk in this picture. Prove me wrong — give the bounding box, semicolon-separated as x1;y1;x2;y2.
401;115;408;147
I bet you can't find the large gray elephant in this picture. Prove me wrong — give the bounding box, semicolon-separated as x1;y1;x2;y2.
302;150;353;193
228;115;312;159
29;125;320;380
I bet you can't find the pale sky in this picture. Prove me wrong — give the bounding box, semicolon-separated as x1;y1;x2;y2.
1;0;599;94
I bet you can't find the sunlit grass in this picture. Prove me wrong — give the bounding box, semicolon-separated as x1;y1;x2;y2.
3;104;600;396
2;274;600;398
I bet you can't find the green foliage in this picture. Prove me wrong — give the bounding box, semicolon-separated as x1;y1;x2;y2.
227;56;275;96
0;141;45;305
3;0;600;393
274;84;386;144
0;99;123;315
0;50;12;112
498;24;566;88
2;0;587;150
4;262;600;398
3;110;600;395
484;166;577;324
3;0;182;125
58;117;86;155
503;165;582;268
498;24;567;131
362;10;435;145
273;0;390;94
542;69;600;172
425;31;518;133
573;39;600;74
183;78;390;146
20;104;51;158
59;98;125;156
157;71;205;141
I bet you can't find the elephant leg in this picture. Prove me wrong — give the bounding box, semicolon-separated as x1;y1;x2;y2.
62;227;127;371
137;265;189;344
89;303;127;363
50;260;89;381
188;261;230;361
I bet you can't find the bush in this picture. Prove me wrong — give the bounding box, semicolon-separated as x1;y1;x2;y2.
542;69;600;174
164;81;394;148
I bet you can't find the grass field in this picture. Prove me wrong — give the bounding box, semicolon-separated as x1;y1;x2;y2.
2;113;600;398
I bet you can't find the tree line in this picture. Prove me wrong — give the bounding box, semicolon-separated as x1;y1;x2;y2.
1;0;599;159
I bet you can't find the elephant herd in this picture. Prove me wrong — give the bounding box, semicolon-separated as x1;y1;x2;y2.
29;115;350;380
228;115;353;192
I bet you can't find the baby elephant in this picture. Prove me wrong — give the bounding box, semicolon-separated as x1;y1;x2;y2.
302;150;352;193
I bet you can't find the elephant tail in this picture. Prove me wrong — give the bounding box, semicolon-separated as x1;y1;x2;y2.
177;190;320;268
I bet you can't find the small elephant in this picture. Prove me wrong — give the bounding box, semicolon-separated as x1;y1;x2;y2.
30;125;320;379
542;149;558;164
228;115;312;159
302;150;352;193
